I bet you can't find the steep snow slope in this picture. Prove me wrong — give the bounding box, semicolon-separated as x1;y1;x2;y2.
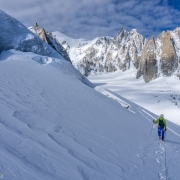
89;70;180;126
0;10;63;59
0;50;180;180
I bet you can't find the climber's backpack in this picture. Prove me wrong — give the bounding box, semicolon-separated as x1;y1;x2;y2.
159;119;164;128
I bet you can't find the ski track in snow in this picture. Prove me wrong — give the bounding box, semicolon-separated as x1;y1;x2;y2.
93;85;180;180
134;106;179;180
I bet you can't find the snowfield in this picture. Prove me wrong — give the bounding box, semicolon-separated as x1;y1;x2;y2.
0;50;180;180
89;70;180;126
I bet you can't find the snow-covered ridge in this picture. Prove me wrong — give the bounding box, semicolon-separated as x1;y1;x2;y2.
0;9;63;60
0;49;93;88
52;31;89;48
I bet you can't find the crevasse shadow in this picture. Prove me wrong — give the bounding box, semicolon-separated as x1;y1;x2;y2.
0;50;14;61
165;139;180;145
93;83;107;87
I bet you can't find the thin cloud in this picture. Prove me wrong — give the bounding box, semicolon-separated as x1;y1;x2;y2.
0;0;180;39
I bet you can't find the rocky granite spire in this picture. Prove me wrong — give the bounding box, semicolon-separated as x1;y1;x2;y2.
136;31;179;82
137;37;158;82
29;24;71;63
158;31;178;76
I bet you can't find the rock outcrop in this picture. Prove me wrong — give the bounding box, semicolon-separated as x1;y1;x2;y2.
159;31;178;76
137;37;158;82
137;31;179;82
29;23;71;63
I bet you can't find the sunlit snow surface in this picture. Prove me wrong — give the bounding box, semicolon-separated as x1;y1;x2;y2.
89;70;180;126
0;50;180;179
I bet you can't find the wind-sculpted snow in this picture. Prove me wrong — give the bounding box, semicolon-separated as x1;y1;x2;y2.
0;50;93;88
0;50;180;179
0;10;63;59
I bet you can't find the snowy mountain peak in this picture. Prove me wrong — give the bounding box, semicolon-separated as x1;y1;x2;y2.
114;28;129;41
117;28;128;34
130;29;138;33
173;27;180;34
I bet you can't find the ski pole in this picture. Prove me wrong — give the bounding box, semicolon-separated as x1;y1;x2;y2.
150;122;154;135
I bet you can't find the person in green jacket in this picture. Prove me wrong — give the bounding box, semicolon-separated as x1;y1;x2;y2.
153;114;167;141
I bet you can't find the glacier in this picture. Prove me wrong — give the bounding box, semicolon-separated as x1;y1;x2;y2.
0;50;180;179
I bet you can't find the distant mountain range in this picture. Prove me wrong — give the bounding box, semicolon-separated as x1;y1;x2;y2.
1;6;179;83
30;25;180;82
53;28;180;82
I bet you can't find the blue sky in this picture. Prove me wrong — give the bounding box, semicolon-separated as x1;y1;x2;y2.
0;0;180;39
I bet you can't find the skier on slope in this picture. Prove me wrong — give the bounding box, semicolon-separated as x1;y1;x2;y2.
153;114;167;141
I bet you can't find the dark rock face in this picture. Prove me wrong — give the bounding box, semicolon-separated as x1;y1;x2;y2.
71;29;146;76
159;32;178;76
107;29;145;72
136;31;179;82
29;23;71;63
137;37;158;82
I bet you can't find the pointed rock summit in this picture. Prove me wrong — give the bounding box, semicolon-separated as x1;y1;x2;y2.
159;31;178;76
137;37;157;82
31;23;49;44
29;23;71;63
